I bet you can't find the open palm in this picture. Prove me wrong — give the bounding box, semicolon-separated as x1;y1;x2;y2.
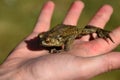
1;1;120;80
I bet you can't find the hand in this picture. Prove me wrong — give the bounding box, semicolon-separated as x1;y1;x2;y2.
0;1;120;80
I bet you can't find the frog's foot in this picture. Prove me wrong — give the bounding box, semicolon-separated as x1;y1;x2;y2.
49;48;64;53
96;29;114;43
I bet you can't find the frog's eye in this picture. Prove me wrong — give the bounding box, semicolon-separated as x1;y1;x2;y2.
57;35;62;39
39;34;43;38
39;32;46;38
57;35;61;37
57;35;62;41
45;38;50;43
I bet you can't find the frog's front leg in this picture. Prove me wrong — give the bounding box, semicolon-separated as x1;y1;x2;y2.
81;25;114;43
64;36;76;51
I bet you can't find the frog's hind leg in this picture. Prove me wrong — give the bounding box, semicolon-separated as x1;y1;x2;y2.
83;25;114;43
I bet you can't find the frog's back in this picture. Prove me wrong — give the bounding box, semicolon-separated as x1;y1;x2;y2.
50;24;80;37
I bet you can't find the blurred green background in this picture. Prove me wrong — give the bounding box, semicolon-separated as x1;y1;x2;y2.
0;0;120;79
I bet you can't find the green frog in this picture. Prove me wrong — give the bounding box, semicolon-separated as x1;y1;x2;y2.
38;24;114;53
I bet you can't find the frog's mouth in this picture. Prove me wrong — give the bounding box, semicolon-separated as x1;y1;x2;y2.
41;40;62;47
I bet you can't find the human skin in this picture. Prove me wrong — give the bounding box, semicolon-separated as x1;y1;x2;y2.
0;0;120;80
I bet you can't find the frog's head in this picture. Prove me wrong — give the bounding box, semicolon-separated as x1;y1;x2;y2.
42;37;63;47
39;34;63;47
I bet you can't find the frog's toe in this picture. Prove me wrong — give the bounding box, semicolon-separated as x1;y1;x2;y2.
49;48;64;53
50;48;58;53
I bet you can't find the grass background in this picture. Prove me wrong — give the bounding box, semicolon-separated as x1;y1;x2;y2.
0;0;120;79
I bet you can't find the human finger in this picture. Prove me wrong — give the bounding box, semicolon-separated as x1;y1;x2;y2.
88;5;113;28
33;1;55;33
63;0;84;25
